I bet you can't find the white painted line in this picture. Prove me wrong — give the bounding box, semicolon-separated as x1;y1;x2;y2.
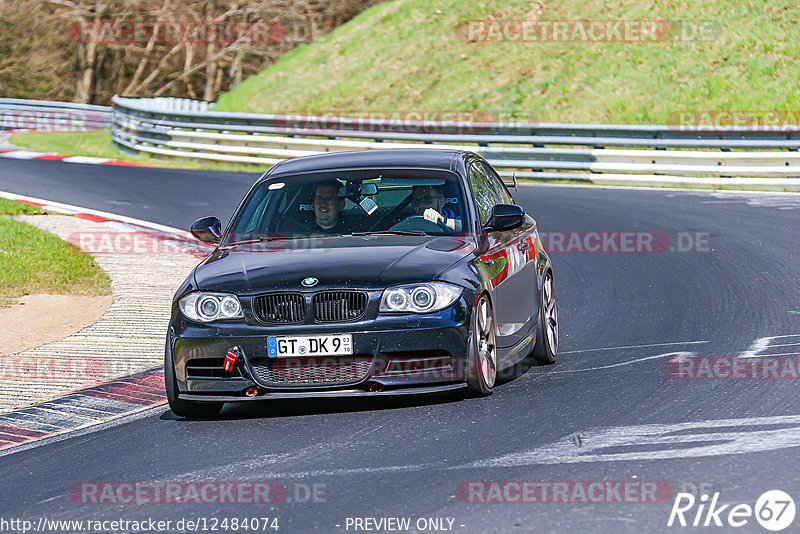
40;204;79;214
0;150;50;159
465;414;800;467
35;495;62;506
186;413;800;477
0;189;191;239
548;352;693;374
738;335;800;358
560;340;709;354
738;336;775;358
62;156;112;164
99;221;141;232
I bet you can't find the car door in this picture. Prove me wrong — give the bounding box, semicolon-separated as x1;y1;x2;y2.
481;161;541;347
468;160;539;349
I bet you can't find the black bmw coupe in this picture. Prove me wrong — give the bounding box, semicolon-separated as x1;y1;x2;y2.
166;149;557;417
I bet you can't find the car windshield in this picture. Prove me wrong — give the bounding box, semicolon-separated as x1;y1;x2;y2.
223;169;470;244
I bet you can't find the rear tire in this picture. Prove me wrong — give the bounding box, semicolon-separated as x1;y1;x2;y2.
532;270;558;365
165;336;223;418
466;295;497;396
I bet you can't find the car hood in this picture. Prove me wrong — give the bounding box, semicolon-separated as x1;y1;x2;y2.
193;235;476;293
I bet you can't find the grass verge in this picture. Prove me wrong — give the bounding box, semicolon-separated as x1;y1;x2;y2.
0;198;111;306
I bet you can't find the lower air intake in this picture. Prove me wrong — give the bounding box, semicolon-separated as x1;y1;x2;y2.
250;356;372;387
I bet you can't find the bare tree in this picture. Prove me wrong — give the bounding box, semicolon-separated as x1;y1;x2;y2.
1;0;382;103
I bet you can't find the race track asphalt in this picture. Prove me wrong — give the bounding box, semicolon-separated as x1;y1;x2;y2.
2;158;800;533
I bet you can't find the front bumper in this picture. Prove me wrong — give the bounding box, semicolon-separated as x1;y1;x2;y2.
179;383;467;402
168;299;472;401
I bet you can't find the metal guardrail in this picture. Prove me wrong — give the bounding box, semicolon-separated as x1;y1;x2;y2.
110;96;800;186
0;98;111;132
7;96;800;186
114;97;211;113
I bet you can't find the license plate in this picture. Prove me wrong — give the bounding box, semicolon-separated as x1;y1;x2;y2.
267;334;353;357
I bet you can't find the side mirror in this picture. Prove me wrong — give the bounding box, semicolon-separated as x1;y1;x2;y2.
482;204;524;232
191;216;222;243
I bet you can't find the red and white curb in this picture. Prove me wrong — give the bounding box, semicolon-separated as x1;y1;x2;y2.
0;368;166;453
1;192;211;258
0;189;197;241
0;192;215;454
0;148;155;167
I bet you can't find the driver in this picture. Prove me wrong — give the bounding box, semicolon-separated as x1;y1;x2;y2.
312;179;348;234
411;185;462;231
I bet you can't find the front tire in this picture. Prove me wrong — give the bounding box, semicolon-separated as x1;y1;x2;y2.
466;295;497;396
532;270;558;365
165;336;223;418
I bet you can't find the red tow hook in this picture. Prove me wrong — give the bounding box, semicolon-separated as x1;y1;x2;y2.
223;346;240;373
224;347;259;397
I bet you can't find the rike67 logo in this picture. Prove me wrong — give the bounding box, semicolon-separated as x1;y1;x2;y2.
668;490;796;531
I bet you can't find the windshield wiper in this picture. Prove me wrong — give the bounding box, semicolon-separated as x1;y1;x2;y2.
348;230;429;237
223;236;283;247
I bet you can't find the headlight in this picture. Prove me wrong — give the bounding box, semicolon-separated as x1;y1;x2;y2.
178;292;244;322
380;282;461;314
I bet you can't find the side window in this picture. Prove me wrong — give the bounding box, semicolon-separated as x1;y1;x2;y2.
468;162;503;225
479;162;513;204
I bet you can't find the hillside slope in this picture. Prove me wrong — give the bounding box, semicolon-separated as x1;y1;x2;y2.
214;0;800;124
0;0;379;104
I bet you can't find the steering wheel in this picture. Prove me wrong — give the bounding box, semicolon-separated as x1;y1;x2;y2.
389;215;448;233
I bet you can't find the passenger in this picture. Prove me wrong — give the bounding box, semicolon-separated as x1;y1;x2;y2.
411;185;462;231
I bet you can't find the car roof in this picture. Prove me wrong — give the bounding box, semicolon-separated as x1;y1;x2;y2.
261;149;474;179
